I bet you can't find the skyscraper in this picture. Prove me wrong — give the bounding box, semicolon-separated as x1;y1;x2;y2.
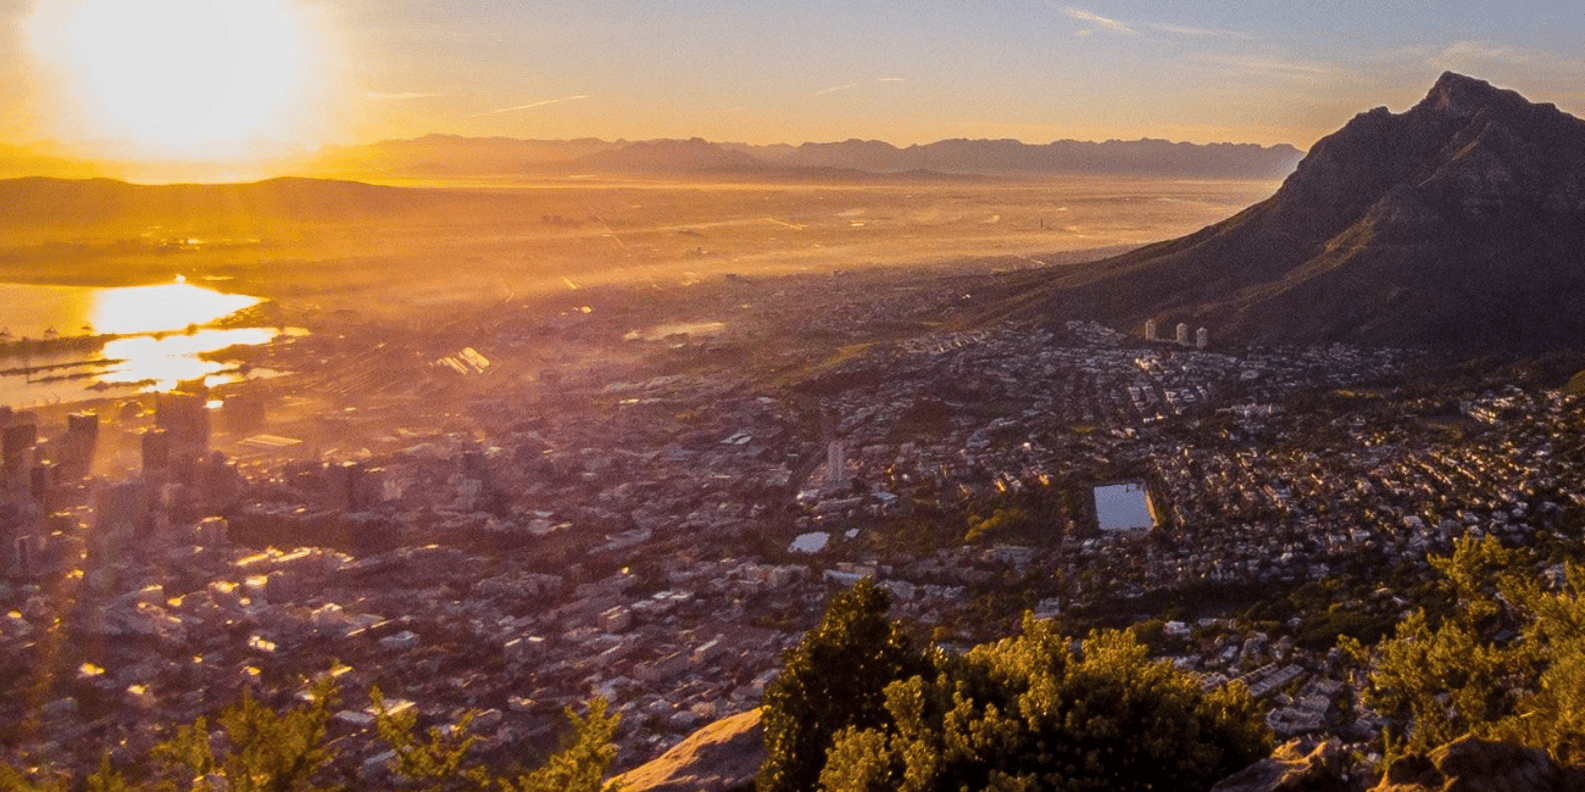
826;441;846;492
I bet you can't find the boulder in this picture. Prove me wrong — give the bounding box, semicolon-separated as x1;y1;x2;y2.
613;707;763;792
1373;735;1585;791
1212;740;1355;792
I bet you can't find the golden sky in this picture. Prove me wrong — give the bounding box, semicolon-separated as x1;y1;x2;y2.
2;0;1583;165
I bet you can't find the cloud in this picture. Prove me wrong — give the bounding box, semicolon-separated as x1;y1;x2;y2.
1050;5;1249;40
473;94;591;116
1192;52;1341;80
1147;22;1251;39
811;78;903;97
811;83;860;97
1058;6;1135;35
1428;40;1585;73
366;91;443;101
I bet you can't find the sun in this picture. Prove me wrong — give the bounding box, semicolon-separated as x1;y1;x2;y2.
28;0;321;159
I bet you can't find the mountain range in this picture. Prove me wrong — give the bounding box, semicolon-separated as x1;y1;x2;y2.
300;134;1303;181
989;72;1585;356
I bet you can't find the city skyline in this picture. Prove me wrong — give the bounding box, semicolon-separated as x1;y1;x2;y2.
0;0;1582;166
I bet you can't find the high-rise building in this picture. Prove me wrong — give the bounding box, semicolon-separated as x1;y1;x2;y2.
141;429;171;473
1175;323;1191;346
155;391;209;460
92;480;149;539
1144;320;1158;342
1196;327;1209;350
57;412;99;477
826;441;846;491
2;423;36;473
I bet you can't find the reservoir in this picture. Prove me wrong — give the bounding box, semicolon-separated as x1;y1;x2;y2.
1093;481;1158;532
0;280;289;407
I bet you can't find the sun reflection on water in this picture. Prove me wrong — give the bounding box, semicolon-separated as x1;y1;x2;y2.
100;328;282;392
0;280;292;405
89;283;260;336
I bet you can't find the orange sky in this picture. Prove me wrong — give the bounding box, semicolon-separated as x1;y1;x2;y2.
2;0;1582;167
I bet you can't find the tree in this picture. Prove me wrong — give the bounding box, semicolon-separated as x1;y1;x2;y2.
372;693;622;792
758;579;929;792
1352;535;1585;763
503;698;623;792
150;679;341;792
373;687;488;792
0;685;623;792
816;620;1269;792
0;763;66;792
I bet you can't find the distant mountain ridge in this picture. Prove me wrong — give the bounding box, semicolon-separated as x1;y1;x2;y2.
729;137;1303;178
298;134;1303;181
0;143;106;180
0;133;1303;182
987;72;1585;356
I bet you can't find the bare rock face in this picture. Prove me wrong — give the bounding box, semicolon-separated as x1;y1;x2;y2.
612;708;764;792
1211;740;1356;792
1372;736;1585;791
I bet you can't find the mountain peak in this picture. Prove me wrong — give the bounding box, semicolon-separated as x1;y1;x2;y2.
1418;72;1528;118
998;73;1585;356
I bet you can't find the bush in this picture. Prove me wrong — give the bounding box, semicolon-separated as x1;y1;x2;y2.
817;620;1270;792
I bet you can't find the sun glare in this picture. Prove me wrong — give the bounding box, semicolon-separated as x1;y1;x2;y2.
28;0;321;160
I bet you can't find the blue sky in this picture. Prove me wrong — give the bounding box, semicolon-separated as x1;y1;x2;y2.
4;0;1583;153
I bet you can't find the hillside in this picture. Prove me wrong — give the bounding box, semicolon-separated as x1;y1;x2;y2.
988;73;1585;355
0;176;434;229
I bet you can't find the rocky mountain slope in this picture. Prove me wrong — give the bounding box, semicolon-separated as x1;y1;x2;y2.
991;73;1585;355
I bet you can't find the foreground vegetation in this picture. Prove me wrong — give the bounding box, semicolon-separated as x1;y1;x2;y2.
17;536;1585;792
759;580;1271;792
1350;534;1585;766
0;685;620;792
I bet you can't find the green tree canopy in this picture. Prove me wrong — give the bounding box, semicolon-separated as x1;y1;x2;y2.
758;578;930;792
1;684;622;792
817;620;1269;792
1351;534;1585;764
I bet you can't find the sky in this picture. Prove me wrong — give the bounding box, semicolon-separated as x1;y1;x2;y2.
2;0;1583;161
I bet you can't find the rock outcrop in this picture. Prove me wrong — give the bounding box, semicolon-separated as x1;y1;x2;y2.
1211;740;1356;792
612;708;764;792
1211;736;1585;792
1372;736;1585;791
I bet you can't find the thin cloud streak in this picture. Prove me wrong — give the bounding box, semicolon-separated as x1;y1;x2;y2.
1428;40;1585;73
811;83;860;97
366;91;443;100
811;78;903;97
1148;22;1251;39
1058;6;1136;35
473;94;590;116
1193;52;1341;80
